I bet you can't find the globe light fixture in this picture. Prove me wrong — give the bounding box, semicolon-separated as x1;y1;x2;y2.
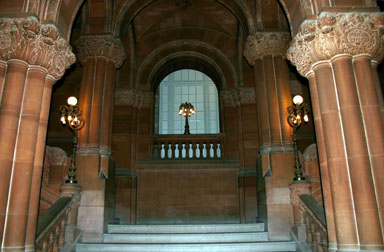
59;96;85;184
287;94;310;182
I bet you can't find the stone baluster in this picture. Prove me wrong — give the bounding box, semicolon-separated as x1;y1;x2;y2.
198;142;204;159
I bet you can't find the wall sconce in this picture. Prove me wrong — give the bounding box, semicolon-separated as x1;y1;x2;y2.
178;102;195;135
287;95;310;182
60;96;85;184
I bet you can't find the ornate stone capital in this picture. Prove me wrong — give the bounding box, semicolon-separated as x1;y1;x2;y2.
76;35;126;68
244;32;291;65
0;16;75;80
287;12;384;76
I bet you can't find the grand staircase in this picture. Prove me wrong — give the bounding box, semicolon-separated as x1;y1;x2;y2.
76;223;296;252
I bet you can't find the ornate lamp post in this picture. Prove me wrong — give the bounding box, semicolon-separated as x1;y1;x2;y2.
178;102;195;134
60;96;85;184
287;95;310;182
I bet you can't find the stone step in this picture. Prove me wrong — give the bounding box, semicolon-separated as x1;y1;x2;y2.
76;241;296;252
107;223;265;234
103;231;269;243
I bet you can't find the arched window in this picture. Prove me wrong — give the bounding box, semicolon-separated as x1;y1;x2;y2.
155;69;220;134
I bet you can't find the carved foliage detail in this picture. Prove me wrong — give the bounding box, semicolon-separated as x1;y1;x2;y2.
76;35;126;68
287;12;384;76
115;89;154;108
115;89;137;106
244;32;291;65
0;16;75;79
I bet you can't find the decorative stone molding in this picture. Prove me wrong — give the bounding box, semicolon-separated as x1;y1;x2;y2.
115;88;138;106
287;12;384;76
220;90;235;107
238;87;256;104
76;35;126;68
0;16;75;80
139;91;154;108
244;32;290;65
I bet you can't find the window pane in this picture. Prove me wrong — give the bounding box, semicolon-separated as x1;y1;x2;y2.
156;69;220;134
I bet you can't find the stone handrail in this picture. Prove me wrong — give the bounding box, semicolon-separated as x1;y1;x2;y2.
36;197;72;251
152;134;225;159
36;183;82;252
299;194;328;252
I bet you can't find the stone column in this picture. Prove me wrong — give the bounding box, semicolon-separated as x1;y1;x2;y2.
288;11;384;251
0;17;75;251
75;35;125;241
306;73;337;251
244;32;294;240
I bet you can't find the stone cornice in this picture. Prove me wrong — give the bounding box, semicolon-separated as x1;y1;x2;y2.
76;34;126;68
244;32;291;65
287;12;384;77
0;16;75;80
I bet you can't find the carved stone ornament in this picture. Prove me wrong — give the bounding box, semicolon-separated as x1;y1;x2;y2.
287;12;384;77
0;16;75;80
115;88;138;106
244;32;291;65
76;35;126;68
139;91;154;108
220;90;235;107
238;87;256;104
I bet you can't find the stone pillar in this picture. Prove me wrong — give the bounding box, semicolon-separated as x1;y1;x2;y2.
75;35;125;241
0;16;75;251
244;32;294;240
306;72;338;251
288;11;384;251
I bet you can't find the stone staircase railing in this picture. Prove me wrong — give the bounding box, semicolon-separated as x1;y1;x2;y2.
36;184;81;252
299;194;328;252
152;133;225;159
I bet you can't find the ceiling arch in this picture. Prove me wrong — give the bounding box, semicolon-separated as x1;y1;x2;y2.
114;0;255;39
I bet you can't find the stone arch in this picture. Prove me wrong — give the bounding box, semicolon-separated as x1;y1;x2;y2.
114;0;255;38
136;40;238;91
19;0;83;41
147;52;227;93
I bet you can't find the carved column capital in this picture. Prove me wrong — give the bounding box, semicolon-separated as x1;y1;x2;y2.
287;12;384;76
0;16;75;80
76;34;126;68
244;32;291;65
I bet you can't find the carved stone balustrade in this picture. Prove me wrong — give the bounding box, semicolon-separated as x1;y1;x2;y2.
299;194;328;252
152;134;225;159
